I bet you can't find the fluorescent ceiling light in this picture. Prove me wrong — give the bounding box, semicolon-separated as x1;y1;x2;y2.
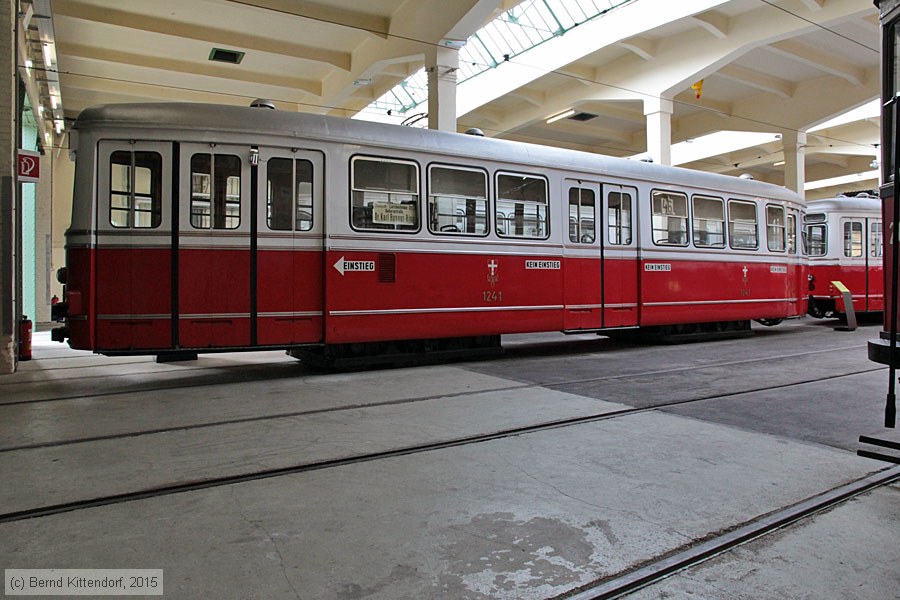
546;109;576;124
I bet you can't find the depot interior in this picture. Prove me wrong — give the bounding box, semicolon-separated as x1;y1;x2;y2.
0;0;882;372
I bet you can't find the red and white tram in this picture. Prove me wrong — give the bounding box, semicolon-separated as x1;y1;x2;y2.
52;102;807;362
805;194;883;318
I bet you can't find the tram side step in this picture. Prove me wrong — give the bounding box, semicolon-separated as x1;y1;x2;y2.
287;335;503;369
857;435;900;465
155;351;199;363
605;321;752;344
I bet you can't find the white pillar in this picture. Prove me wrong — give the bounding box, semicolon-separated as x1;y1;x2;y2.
426;45;459;132
644;96;674;166
34;150;52;323
0;0;15;373
782;130;807;199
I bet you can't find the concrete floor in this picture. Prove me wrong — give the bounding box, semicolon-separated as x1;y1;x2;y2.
1;321;899;599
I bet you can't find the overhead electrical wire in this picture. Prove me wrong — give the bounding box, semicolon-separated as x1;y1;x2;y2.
36;0;880;162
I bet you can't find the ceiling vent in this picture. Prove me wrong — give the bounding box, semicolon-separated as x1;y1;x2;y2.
209;48;245;64
568;112;598;122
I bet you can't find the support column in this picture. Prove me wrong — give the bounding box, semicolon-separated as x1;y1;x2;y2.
1;0;15;373
644;96;674;166
33;148;51;323
782;129;807;199
426;45;459;132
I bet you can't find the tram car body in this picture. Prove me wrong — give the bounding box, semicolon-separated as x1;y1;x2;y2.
805;195;883;318
52;102;807;359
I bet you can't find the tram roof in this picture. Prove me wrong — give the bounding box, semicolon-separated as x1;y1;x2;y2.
76;102;802;204
805;195;881;213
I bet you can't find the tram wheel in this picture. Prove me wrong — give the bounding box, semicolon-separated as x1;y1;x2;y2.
755;318;783;327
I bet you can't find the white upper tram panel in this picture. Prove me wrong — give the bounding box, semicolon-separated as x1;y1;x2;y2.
72;102;803;207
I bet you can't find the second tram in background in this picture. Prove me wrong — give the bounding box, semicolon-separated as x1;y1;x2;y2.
805;194;883;318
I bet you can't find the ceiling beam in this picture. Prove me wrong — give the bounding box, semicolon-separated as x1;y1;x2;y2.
767;39;865;86
555;64;597;86
615;36;657;61
500;131;634;156
691;10;729;39
59;55;319;110
577;102;645;126
60;75;277;110
53;0;352;70
508;87;545;108
58;42;323;95
806;142;878;158
380;60;420;78
809;153;852;168
716;64;794;99
544;120;635;146
224;0;391;38
799;0;825;10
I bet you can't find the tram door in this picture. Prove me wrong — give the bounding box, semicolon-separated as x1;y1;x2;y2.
255;148;325;345
95;141;174;350
841;216;883;312
177;144;253;348
564;180;602;330
869;218;884;311
603;184;639;327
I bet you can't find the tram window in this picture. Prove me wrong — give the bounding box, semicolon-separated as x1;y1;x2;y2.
804;212;826;224
692;195;725;248
728;200;758;250
568;187;596;243
807;224;827;256
496;172;549;239
872;221;883;258
190;154;241;229
608;191;632;245
427;165;487;235
109;151;162;229
844;221;863;257
267;158;313;231
651;190;688;246
351;156;419;231
786;213;798;254
766;205;786;252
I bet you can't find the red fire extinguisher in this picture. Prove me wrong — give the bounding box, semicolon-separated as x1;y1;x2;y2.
19;315;32;361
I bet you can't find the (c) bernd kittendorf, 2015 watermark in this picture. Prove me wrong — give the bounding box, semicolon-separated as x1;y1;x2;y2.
5;569;163;596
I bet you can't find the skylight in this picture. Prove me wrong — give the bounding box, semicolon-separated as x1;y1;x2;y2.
356;0;636;124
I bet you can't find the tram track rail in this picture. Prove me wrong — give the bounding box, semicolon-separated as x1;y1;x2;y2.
558;465;900;600
0;341;871;409
0;344;881;453
0;363;887;524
